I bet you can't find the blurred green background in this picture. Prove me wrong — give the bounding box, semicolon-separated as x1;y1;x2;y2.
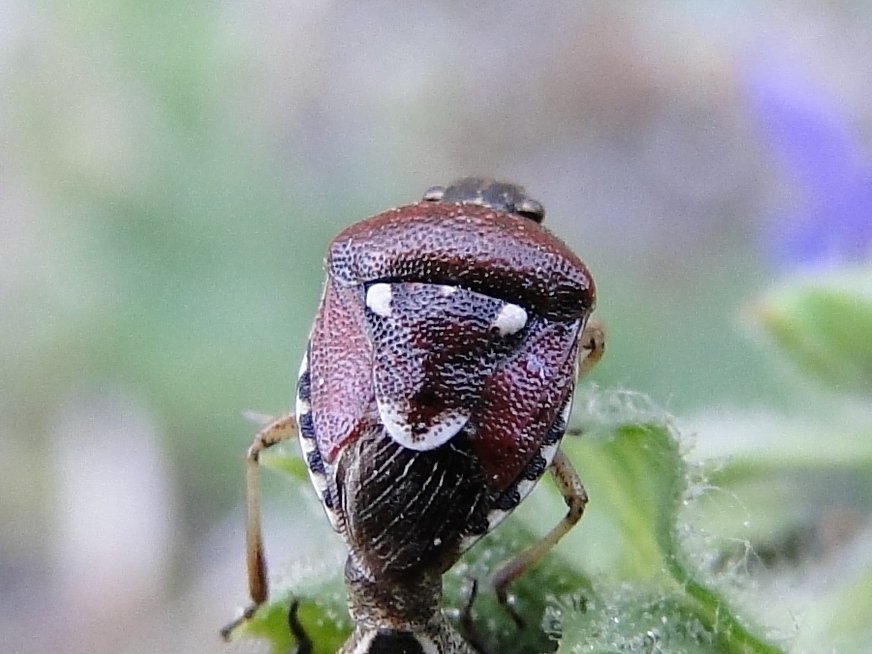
2;2;871;653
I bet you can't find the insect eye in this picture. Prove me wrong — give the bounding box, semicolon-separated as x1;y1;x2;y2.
422;185;446;202
516;198;545;223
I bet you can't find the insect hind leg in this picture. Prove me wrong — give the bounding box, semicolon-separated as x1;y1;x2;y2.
490;449;587;625
221;413;298;639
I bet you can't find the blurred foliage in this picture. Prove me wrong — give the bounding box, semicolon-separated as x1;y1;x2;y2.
754;268;872;397
706;266;872;654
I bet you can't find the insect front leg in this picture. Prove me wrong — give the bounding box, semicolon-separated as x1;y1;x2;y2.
564;319;606;439
221;413;298;639
578;318;606;380
490;449;588;624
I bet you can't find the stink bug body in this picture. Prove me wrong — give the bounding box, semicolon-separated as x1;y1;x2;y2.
223;178;605;654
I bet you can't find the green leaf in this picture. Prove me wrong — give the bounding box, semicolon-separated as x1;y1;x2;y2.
555;423;783;654
689;410;872;654
261;446;310;484
234;562;351;654
823;557;872;652
444;522;597;654
752;268;872;397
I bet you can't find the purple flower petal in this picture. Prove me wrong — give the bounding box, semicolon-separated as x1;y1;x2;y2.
746;49;872;270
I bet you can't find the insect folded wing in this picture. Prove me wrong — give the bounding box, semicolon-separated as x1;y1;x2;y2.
307;281;379;463
472;318;582;490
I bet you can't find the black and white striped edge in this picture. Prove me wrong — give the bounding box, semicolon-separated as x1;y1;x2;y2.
296;350;343;532
457;388;575;553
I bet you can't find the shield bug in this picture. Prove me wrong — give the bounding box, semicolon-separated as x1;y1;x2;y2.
223;178;605;653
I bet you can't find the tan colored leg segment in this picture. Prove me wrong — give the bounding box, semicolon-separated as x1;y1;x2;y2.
491;449;588;617
564;319;605;439
221;413;298;640
577;318;606;380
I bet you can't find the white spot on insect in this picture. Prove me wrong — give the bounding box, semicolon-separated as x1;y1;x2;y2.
493;302;528;336
487;509;510;532
296;397;311;415
299;441;341;531
365;283;393;317
438;284;458;296
377;399;469;451
295;354;312;417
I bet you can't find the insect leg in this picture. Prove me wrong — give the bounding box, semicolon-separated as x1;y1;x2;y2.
457;578;489;653
221;413;298;640
288;599;313;654
491;449;587;623
578;318;606;380
565;319;605;438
